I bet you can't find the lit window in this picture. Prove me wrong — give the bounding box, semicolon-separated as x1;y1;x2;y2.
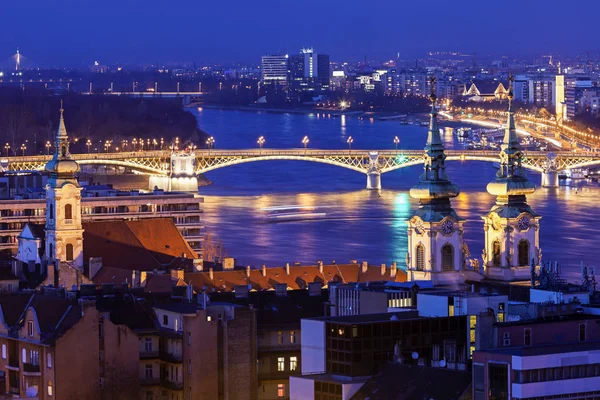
290;356;297;371
47;353;52;368
28;321;34;337
290;331;296;344
277;331;283;344
277;357;285;372
415;244;425;271
47;381;53;396
21;348;26;363
277;384;285;398
1;344;5;359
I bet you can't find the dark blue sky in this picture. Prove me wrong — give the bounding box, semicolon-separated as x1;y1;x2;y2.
1;0;598;66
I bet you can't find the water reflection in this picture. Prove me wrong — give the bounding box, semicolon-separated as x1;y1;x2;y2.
193;108;599;282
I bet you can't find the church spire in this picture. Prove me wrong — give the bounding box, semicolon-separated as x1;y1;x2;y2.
409;76;460;217
55;100;71;159
45;104;79;184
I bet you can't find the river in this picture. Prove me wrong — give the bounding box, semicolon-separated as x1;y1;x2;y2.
190;107;598;283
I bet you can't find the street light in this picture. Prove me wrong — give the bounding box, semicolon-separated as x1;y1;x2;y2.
160;137;164;150
302;136;309;152
206;137;215;152
347;136;353;153
257;136;265;152
45;141;51;155
86;139;92;153
394;136;400;154
20;144;26;156
132;138;138;151
4;143;10;157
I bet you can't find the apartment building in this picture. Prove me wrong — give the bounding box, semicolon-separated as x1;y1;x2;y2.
0;187;203;253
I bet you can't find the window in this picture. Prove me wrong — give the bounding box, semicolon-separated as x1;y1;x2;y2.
290;356;298;371
49;243;53;259
580;324;586;342
188;359;192;375
416;244;425;270
502;332;511;346
64;204;72;220
488;363;508;400
163;315;169;325
99;318;104;339
145;364;153;379
277;331;283;344
441;244;454;271
65;244;74;261
47;353;52;368
277;384;285;398
277;357;285;371
21;348;26;363
518;239;529;266
469;315;476;344
290;331;296;344
47;381;53;396
492;240;501;267
49;206;54;220
30;350;39;366
187;332;191;346
145;338;152;352
1;344;5;359
524;328;531;346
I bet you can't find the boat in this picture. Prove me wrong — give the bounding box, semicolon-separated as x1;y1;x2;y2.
261;205;329;222
456;128;472;138
420;121;429;127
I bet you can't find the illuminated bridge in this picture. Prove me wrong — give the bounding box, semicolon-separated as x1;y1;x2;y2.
2;149;597;190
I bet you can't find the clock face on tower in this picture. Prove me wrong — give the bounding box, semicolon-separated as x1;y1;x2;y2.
440;219;454;235
517;216;530;231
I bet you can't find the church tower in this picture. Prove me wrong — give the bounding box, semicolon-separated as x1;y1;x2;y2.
482;76;540;281
44;106;84;270
406;78;477;286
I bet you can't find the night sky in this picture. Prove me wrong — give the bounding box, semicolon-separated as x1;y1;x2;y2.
1;0;598;66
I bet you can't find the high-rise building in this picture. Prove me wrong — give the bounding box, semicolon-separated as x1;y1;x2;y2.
260;55;290;85
288;49;330;94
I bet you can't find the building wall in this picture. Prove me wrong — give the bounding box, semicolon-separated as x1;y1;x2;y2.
54;308;101;400
224;307;257;400
185;309;219;400
289;376;314;400
496;318;600;348
300;320;325;375
102;316;140;399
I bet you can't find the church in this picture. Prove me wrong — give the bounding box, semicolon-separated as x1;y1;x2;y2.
14;106;198;290
406;76;540;286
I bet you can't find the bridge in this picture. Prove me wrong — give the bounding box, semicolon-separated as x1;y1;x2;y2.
2;149;597;190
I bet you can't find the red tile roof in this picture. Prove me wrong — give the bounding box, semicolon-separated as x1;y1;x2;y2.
83;218;197;271
186;264;407;293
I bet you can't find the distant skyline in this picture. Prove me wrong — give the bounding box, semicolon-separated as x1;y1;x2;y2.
1;0;600;67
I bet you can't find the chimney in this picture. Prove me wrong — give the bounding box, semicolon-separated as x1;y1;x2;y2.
209;268;214;281
246;266;251;278
318;261;324;274
285;263;290;276
391;262;397;278
381;263;386;276
262;264;267;277
361;261;368;274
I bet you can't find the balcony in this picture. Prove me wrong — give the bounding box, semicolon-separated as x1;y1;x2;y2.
7;358;19;370
258;343;300;352
139;350;159;359
140;377;160;386
161;378;184;391
23;363;41;375
159;350;183;364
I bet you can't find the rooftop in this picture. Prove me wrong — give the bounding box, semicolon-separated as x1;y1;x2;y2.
308;311;420;324
477;340;600;358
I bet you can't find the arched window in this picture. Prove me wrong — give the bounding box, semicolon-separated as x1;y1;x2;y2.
492;240;501;267
415;244;425;271
441;244;454;272
64;204;72;220
65;244;74;261
518;240;529;266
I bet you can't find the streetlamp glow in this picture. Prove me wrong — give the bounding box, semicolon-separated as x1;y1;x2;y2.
257;136;265;152
45;141;51;155
347;136;353;152
394;136;400;154
4;143;10;157
20;144;26;156
206;137;215;152
302;136;309;152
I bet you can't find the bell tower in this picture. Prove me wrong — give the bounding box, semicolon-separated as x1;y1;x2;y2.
406;78;480;286
482;76;541;281
44;105;84;270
